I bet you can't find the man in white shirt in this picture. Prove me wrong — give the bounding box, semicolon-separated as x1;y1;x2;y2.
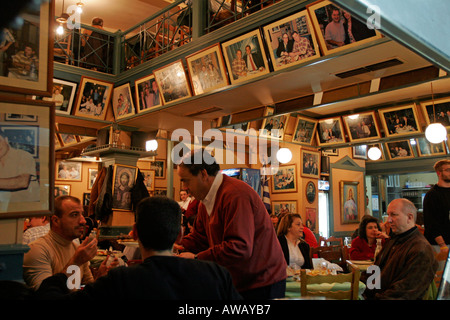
178;189;191;212
23;216;50;245
325;8;345;49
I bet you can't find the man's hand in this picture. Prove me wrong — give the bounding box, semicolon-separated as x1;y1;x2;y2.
72;237;98;266
96;255;120;279
178;252;195;259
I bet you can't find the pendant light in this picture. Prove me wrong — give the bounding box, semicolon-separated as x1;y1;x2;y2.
425;83;447;144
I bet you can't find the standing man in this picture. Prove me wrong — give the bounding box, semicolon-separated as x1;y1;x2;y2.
176;150;287;299
178;189;192;212
423;159;450;257
22;216;50;245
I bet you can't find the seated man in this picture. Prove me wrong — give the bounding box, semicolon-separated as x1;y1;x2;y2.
22;216;50;245
363;198;438;300
37;196;242;300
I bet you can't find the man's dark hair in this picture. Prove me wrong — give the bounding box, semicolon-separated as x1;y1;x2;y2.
178;149;220;176
136;196;181;251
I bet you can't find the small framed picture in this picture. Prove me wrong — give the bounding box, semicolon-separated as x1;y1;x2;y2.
150;160;166;179
317;116;345;146
353;145;368;159
321;148;338;156
73;76;113;120
42;78;77;115
306;181;316;204
260;106;290;140
271;201;297;217
342;111;381;142
292;115;318;145
340;180;360;224
88;168;98;190
58;133;79;148
112;83;136;120
186;44;229;95
153;60;192;105
378;104;421;138
55;184;71;197
134;74;163;113
305;207;317;231
56;160;82;182
385;140;415;160
301;149;320;179
141;169;155;192
263;9;320;71
420;97;450;129
112;164;138;211
271;164;297;193
416;137;447;157
83;193;91;206
221;29;270;85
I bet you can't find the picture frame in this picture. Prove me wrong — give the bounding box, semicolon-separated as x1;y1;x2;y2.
385;140;415;160
271;164;297;193
112;164;138;211
416;137;447;157
221;29;270;85
0;0;53;96
301;149;321;179
306;181;316;204
260;106;290;140
0;96;54;218
56;160;82;182
112;83;136;120
134;74;162;114
186;44;229;95
305;207;317;231
1;124;39;158
5;114;38;122
58;133;79;147
88;168;98;190
141;169;155;192
73;76;114;120
42;78;77;115
378;104;421;138
54;184;71;197
292;115;318;145
219;114;233;127
150;159;166;179
307;0;382;56
153;60;192;105
340;180;359;224
263;9;320;72
83;193;91;206
321;148;338;156
271;201;297;217
352;145;368;159
420;96;450;129
342;111;381;142
317;116;346;146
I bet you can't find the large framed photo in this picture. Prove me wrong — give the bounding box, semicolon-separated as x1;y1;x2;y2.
420;97;450;129
134;74;162;114
112;164;138;211
292;115;318;145
153;60;192;105
263;9;320;72
340;180;359;224
272;201;297;218
186;44;229;95
221;29;270;85
0;96;54;218
342;111;381;142
385;140;415;160
112;83;136;120
301;149;320;178
271;164;297;193
42;78;77;115
140;169;155;192
317;116;345;146
378;104;421;137
73;76;113;120
416;137;447;157
260;106;290;140
0;1;53;96
56;160;82;182
307;0;382;56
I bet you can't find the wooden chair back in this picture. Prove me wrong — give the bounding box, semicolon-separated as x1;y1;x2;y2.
311;245;347;271
319;236;343;247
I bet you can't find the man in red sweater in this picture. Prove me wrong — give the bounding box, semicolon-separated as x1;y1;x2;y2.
176;150;287;299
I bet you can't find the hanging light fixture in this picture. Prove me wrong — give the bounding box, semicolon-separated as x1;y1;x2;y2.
368;146;382;161
425;83;447;144
276;148;292;164
76;1;85;14
56;0;69;35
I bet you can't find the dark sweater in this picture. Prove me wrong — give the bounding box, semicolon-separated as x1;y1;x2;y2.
423;184;450;245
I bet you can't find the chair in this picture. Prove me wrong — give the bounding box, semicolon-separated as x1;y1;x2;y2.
319;236;343;247
300;268;361;300
54;32;73;64
311;245;348;272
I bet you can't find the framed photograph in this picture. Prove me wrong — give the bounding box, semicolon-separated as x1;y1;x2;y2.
416;137;447;157
134;74;162;114
292;115;318;145
141;169;155;192
112;164;138;211
340;180;359;224
306;181;316;204
83;193;91;206
305;207;317;231
378;104;421;137
317;116;345;146
88;168;98;190
367;143;385;161
263;9;320;72
342;111;381;142
54;184;71;197
112;83;136;120
271;164;297;193
153;188;167;197
271;201;297;217
56;160;82;181
385;140;415;160
353;145;368;159
219;114;233;127
186;44;229;95
221;29;270;85
260;106;290;140
73;76;113;120
0;96;54;218
307;0;382;55
0;1;53;96
153;60;192;105
42;79;77;115
301;149;320;178
420;97;450;129
321;148;338;156
5;114;37;122
150;159;166;179
58;133;79;147
54;133;62;149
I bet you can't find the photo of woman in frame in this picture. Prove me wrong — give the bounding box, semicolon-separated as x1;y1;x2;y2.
340;181;359;224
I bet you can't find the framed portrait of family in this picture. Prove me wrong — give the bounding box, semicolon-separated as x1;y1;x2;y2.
291;115;318;145
385;140;415;160
420;96;450;129
221;29;270;85
340;180;359;224
140;169;155;192
307;0;382;56
42;79;77;115
316;116;345;146
0;0;53;96
134;74;162;114
73;76;114;121
416;137;447;157
112;83;136;120
153;60;192;105
263;9;320;72
271;201;297;217
378;104;421;138
342;111;381;142
112;164;138;211
56;160;82;182
186;44;229;95
260;106;290;140
0;96;54;218
301;149;320;179
271;164;297;193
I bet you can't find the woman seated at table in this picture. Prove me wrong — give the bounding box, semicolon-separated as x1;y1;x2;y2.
277;213;313;269
349;215;386;260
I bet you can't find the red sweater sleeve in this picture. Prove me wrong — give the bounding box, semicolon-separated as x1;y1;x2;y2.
349;236;375;260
